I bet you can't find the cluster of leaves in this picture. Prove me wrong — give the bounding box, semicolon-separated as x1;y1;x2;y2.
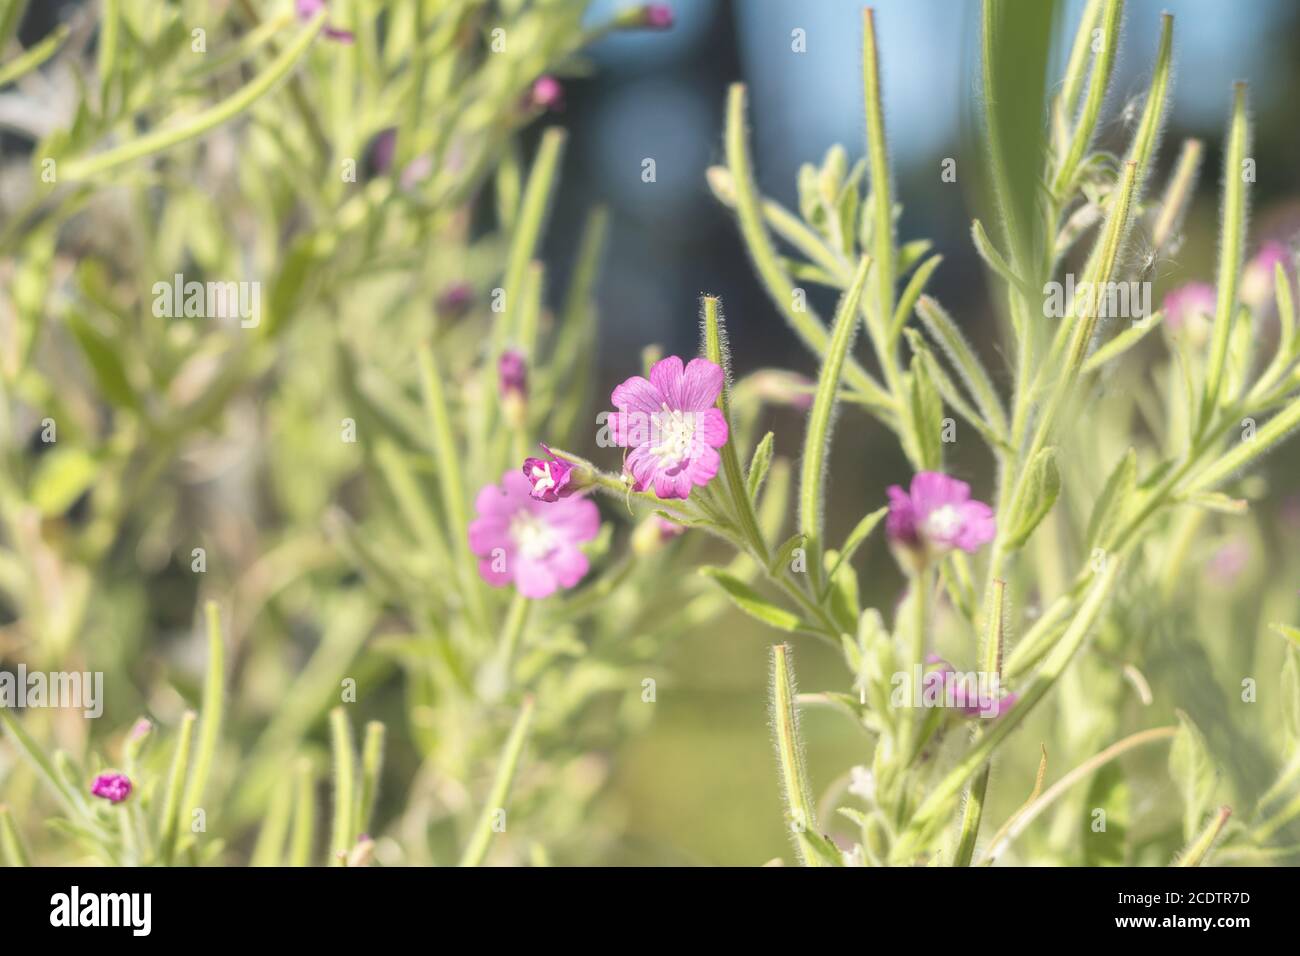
682;0;1300;865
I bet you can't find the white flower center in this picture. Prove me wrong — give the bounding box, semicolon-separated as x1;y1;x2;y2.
510;512;558;560
650;404;697;467
530;462;556;494
923;504;961;542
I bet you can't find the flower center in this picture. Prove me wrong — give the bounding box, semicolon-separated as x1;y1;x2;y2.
650;404;697;466
923;504;961;542
510;511;558;560
530;462;556;494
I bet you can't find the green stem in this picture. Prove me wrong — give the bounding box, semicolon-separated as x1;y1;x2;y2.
460;696;536;867
157;710;197;865
179;602;225;836
328;707;355;866
770;644;841;866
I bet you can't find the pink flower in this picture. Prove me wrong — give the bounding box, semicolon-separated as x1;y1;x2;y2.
887;472;995;560
530;76;563;111
469;471;600;598
522;444;577;502
607;356;729;499
90;772;132;804
642;4;675;29
1241;241;1294;312
1162;282;1216;343
296;0;355;42
924;655;1016;719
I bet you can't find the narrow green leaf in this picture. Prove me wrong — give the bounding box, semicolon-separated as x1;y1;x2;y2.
1082;311;1165;374
66;310;141;412
1081;764;1130;865
328;707;355;866
905;351;943;471
701;296;771;563
0;23;69;87
700;567;802;632
861;8;896;352
1201;83;1251;425
0;709;77;814
288;758;316;867
768;534;806;578
1086;448;1136;551
1122;13;1174;196
799;255;872;596
356;721;386;838
0;804;30;866
823;506;888;594
179;601;225;841
890;253;942;342
1052;0;1124;197
1005;447;1060;550
1169;711;1218;842
157;710;197;865
746;431;775;502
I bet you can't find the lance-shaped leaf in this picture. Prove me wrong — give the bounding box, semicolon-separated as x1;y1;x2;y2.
1086;448;1136;552
822;506;888;598
905;351;944;472
700;567;802;632
1052;0;1124;197
746;431;775;503
915;294;1008;437
1005;447;1060;550
1169;710;1218;843
1201;83;1251;427
799;255;872;597
1082;311;1165;374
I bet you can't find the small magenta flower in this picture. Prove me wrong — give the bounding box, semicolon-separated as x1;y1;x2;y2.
522;444;577;502
887;472;995;563
436;282;473;318
924;655;1016;718
499;350;527;400
642;4;675;29
608;355;729;499
1162;282;1216;344
91;772;132;804
469;471;600;598
530;76;564;111
297;0;355;42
